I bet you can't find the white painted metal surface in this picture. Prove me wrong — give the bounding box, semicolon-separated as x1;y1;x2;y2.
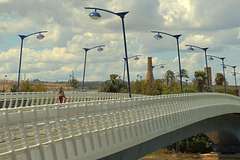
0;93;239;160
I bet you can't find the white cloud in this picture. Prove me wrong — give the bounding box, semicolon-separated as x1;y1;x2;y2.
0;0;10;3
0;18;32;33
0;0;239;85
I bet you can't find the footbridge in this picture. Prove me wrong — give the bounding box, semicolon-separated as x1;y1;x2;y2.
0;92;239;160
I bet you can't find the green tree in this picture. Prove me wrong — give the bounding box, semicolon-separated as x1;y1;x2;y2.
194;71;207;92
10;84;18;92
181;69;189;79
165;70;175;86
110;74;119;81
69;78;80;89
215;73;225;86
168;134;213;153
20;80;33;92
132;80;144;94
100;74;127;92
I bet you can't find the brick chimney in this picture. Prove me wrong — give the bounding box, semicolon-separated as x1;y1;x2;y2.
146;57;154;82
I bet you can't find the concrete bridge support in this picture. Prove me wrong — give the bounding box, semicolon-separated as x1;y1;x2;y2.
101;114;240;160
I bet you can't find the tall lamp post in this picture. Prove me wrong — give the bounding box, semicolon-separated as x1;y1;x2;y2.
82;45;105;90
123;55;141;82
17;31;48;91
208;55;227;93
2;74;7;92
85;7;132;98
151;31;183;92
186;44;210;88
225;65;238;90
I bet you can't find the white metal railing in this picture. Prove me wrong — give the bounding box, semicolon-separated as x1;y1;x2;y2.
0;93;239;160
0;91;140;108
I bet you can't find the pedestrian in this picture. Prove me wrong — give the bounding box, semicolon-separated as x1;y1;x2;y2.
58;87;66;103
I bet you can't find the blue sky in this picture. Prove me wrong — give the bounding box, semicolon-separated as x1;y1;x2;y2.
0;0;239;84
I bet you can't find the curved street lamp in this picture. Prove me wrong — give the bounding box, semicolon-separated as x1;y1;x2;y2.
208;55;227;93
152;64;166;79
82;45;105;90
152;64;166;69
17;31;48;91
151;31;183;92
225;65;238;90
85;7;132;98
123;55;141;82
186;44;210;88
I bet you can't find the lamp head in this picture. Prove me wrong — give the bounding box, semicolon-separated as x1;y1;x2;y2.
97;47;104;52
220;57;226;61
89;10;101;20
187;46;195;51
134;56;140;61
154;33;163;40
209;56;214;61
36;33;45;40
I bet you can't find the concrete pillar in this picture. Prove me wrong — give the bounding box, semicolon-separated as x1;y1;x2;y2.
205;67;212;86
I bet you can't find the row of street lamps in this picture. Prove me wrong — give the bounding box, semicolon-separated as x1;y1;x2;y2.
123;55;141;82
185;45;210;88
85;7;132;97
207;55;227;93
16;7;238;97
224;65;237;91
151;31;183;92
185;45;238;93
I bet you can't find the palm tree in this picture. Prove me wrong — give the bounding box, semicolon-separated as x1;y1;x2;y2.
100;74;127;92
165;70;175;86
194;71;207;92
181;69;189;79
215;73;225;86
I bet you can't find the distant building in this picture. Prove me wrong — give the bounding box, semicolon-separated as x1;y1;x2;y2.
146;57;154;83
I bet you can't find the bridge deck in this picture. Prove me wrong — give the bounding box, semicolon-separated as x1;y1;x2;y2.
0;93;239;160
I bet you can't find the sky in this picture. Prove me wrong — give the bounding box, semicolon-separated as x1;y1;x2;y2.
0;0;239;84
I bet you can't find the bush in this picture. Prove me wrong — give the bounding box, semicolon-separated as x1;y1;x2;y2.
69;78;80;89
11;80;47;92
32;84;47;92
168;134;213;153
10;84;18;92
99;74;127;93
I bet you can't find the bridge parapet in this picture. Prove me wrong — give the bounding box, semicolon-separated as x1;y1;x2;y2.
0;93;239;160
0;91;140;108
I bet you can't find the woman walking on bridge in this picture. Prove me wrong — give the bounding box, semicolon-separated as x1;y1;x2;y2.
58;87;66;103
